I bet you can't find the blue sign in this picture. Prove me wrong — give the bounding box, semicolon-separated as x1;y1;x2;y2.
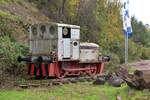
123;0;132;37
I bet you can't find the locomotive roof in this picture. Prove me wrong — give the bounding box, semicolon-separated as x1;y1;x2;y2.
80;43;99;49
57;23;80;29
31;22;80;29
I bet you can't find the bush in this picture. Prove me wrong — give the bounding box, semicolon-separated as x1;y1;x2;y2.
141;47;150;59
109;40;124;64
0;36;28;76
105;53;120;73
0;0;22;4
128;41;143;61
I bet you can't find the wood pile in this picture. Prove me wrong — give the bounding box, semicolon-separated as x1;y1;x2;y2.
118;60;150;90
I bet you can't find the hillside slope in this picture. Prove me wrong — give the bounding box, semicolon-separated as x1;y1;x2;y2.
0;1;50;42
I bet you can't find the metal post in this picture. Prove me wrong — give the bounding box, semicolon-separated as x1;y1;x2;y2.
123;0;131;65
125;33;128;65
29;26;32;52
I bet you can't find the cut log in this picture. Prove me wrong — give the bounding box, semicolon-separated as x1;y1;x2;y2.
118;61;150;90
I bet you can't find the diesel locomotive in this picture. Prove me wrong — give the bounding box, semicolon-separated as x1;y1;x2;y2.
18;23;110;79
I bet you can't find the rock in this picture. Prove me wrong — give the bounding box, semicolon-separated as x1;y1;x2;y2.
116;67;128;79
93;77;106;85
52;81;60;85
78;77;86;82
108;74;124;87
69;78;77;83
116;95;122;100
19;85;28;89
29;84;40;87
85;77;92;82
61;79;69;84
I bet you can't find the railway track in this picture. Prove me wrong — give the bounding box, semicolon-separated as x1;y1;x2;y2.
15;76;97;89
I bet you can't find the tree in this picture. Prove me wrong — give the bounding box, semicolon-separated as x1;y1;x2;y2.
95;0;123;49
131;16;150;47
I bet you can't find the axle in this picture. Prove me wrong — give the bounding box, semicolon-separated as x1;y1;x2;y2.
17;56;52;63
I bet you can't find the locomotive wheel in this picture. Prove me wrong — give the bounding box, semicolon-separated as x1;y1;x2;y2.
57;70;66;79
86;70;92;76
82;71;87;76
89;68;97;76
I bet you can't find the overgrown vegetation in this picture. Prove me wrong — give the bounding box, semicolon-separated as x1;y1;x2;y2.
0;8;28;78
0;36;27;76
0;0;22;4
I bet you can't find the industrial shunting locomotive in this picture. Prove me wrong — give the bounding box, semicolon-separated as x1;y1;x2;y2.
18;23;110;78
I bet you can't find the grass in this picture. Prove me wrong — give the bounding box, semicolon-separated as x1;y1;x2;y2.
0;10;19;21
0;0;23;4
0;82;149;100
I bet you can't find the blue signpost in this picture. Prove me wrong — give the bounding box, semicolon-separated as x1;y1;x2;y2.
122;0;132;65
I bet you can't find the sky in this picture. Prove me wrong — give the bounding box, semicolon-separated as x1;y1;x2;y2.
129;0;150;25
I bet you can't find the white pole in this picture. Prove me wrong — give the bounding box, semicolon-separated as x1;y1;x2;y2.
123;0;131;65
125;32;128;65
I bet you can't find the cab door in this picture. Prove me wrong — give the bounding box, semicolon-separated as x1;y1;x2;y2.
63;39;71;58
62;27;71;59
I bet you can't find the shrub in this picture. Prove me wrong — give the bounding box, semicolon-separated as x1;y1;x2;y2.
0;0;22;4
0;36;28;76
105;53;120;73
128;41;143;61
141;47;150;59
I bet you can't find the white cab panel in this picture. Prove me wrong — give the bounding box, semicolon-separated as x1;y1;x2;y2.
72;41;79;60
63;39;71;58
58;39;63;60
71;29;80;39
58;27;62;39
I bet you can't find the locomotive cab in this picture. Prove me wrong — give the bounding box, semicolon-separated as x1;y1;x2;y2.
28;23;80;62
57;24;80;61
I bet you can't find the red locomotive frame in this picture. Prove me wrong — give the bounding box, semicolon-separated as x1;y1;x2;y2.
28;61;104;79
